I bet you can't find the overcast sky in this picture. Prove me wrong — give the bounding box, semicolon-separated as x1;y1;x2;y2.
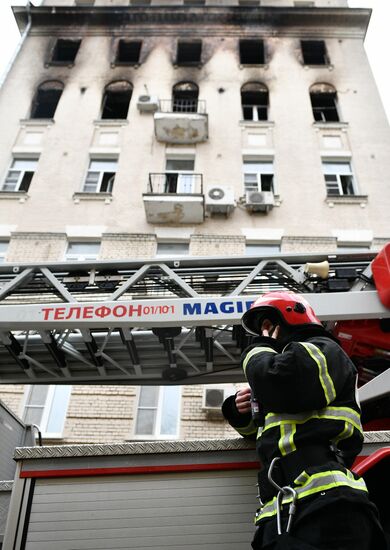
0;0;389;122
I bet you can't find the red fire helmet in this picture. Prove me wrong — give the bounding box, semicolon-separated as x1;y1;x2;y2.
241;291;322;336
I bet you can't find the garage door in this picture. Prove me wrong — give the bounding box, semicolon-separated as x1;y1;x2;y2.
25;469;257;550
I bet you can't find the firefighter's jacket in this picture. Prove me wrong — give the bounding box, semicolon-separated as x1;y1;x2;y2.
222;326;367;526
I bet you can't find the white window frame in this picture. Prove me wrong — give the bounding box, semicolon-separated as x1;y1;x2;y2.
165;157;196;194
2;157;39;192
322;161;357;196
245;243;280;255
133;386;182;440
82;158;117;193
156;241;190;257
243;160;275;193
65;241;101;261
20;385;72;439
0;241;8;263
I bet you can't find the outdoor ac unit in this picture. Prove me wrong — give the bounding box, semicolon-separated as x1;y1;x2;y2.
245;190;275;213
205;186;235;215
202;387;225;412
137;95;159;112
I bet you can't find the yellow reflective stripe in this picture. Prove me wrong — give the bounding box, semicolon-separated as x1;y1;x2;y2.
254;469;367;524
332;420;354;446
278;423;297;456
263;406;362;433
299;342;336;405
235;419;258;437
242;346;277;376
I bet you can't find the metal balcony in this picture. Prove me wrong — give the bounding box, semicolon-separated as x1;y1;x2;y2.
154;99;208;144
143;172;204;224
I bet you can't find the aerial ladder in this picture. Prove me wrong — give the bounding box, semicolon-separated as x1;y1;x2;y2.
0;244;389;548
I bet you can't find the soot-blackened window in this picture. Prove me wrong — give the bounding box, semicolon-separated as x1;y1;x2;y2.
116;40;142;64
176;41;202;65
301;40;328;65
101;81;133;119
310;83;339;122
239;40;265;65
30;81;64;119
52;39;81;63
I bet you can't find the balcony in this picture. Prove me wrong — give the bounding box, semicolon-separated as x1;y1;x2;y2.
154;100;209;144
143;172;205;224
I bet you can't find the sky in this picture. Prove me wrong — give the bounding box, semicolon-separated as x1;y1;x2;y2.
0;0;389;122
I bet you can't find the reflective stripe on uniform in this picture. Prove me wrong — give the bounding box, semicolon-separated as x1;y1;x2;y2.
332;420;354;446
254;469;367;524
278;422;297;456
259;406;362;436
299;342;336;405
235;418;258;437
242;347;277;376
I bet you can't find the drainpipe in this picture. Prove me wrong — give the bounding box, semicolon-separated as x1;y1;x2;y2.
0;1;32;91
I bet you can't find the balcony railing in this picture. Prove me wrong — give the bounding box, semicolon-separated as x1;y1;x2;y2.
147;173;203;195
158;99;207;114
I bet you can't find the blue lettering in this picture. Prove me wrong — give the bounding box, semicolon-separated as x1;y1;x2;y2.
204;302;218;314
220;301;234;314
245;300;254;311
183;303;201;316
236;301;243;313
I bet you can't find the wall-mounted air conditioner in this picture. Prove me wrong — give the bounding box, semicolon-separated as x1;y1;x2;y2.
245;190;275;213
137;95;159;113
205;186;235;216
202;387;225;413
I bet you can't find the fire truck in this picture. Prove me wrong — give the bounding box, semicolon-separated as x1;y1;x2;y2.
0;244;389;549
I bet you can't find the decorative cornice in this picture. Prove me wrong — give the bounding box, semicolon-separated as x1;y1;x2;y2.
13;6;371;39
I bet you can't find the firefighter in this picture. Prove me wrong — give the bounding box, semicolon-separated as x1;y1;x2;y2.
222;291;386;550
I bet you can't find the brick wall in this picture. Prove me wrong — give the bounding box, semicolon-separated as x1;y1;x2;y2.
190;235;245;256
6;233;67;263
100;233;157;260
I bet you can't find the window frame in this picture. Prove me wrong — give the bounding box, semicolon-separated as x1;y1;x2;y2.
156;241;190;257
20;385;72;439
301;40;329;66
0;241;8;263
82;158;118;194
50;38;82;65
245;243;280;256
242;160;275;194
133;385;182;440
239;39;265;66
322;161;357;197
1;157;39;193
115;39;142;66
65;241;101;262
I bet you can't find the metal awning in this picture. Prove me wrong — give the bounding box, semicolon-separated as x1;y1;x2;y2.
0;251;388;385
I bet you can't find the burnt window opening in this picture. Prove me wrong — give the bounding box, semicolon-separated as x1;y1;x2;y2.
101;81;133;119
239;40;265;65
310;84;339;122
241;83;268;121
301;40;328;65
30;81;64;119
172;82;199;113
176;41;202;66
116;40;142;65
183;0;205;4
51;39;81;63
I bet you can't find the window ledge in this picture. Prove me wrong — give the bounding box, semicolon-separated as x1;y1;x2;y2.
313;121;348;130
20;119;55;127
93;119;129;127
239;120;274;128
303;64;334;70
111;62;141;68
239;64;269;70
326;195;368;207
44;61;75;68
73;192;113;204
0;191;29;202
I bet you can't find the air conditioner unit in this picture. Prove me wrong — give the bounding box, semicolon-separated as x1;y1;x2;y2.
137;95;159;113
202;387;225;413
205;186;235;215
245;190;275;213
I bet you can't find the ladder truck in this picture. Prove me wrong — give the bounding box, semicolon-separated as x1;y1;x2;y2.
0;244;389;549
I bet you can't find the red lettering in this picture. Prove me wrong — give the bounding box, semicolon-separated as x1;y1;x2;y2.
113;305;127;317
65;306;81;319
143;306;150;315
128;304;142;317
54;307;66;320
42;307;54;321
82;306;94;319
95;306;111;318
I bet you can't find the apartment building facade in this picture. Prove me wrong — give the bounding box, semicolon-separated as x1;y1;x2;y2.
0;0;389;444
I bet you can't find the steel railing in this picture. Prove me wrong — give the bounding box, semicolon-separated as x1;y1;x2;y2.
158;99;207;114
147;173;203;194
